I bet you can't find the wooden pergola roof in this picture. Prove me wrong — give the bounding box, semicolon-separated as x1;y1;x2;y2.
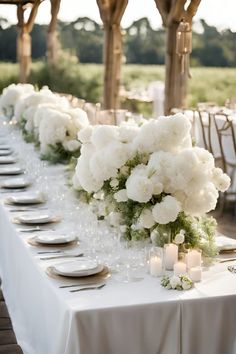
0;0;36;4
0;0;202;114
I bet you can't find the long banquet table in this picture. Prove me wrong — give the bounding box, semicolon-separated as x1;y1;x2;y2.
0;124;236;354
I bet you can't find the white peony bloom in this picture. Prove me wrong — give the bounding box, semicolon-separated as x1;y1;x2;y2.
91;125;119;148
75;156;103;193
78;126;94;143
126;165;153;203
152;196;181;224
212;167;231;192
138;208;155;229
114;189;128;202
170;275;181;289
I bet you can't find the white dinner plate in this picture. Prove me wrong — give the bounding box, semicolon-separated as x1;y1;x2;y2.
35;234;77;245
0;166;24;175
0;156;17;164
14;212;57;224
5;192;45;205
1;177;31;189
52;259;103;277
0;146;12;150
0;149;12;156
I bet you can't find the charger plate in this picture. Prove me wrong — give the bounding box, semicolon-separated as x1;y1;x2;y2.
27;235;79;247
46;265;110;282
12;213;60;225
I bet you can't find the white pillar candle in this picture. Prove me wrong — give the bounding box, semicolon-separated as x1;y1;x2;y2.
150;256;163;277
174;261;187;276
189;266;202;282
165;243;178;270
187;250;202;269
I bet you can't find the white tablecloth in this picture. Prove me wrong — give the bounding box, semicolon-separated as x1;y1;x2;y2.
0;125;236;354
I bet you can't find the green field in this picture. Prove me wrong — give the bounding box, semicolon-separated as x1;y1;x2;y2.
1;61;236;116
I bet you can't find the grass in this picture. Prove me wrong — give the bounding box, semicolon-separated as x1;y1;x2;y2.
1;61;236;116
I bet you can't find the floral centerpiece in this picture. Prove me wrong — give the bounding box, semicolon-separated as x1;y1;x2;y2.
38;106;89;163
0;83;34;119
73;113;230;257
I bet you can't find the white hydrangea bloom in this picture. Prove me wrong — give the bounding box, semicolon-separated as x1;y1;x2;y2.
78;126;94;143
182;182;218;215
152;196;181;224
74;149;103;193
212;167;231;192
0;83;34;118
181;279;192;290
126;165;153;203
114;189;128;202
138;208;155;229
91;125;119;148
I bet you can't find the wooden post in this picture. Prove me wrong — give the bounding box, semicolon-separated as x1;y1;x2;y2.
154;0;201;114
47;0;61;64
97;0;128;109
17;0;42;83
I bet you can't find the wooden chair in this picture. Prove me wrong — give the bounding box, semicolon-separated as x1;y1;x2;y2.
212;113;236;211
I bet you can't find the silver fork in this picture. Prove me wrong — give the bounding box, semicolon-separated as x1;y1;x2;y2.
17;226;54;233
70;283;106;292
39;253;83;260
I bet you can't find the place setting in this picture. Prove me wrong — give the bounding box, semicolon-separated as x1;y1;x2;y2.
4;191;46;205
0;177;31;193
0;165;25;176
0;155;17;164
0;148;13;156
46;258;110;292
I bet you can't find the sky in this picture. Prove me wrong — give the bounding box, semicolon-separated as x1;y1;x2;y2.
0;0;236;32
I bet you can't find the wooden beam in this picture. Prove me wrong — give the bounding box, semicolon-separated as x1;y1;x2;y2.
47;0;61;64
16;0;42;82
97;0;128;110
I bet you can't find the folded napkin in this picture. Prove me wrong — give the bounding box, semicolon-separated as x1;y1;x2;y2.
215;235;236;252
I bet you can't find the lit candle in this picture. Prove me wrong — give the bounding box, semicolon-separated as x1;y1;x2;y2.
186;250;202;269
174;261;187;276
189;266;202;282
165;243;178;270
150;256;163;277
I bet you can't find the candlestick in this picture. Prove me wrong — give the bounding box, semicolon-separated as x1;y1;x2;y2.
174;261;187;276
150;256;163;277
165;243;178;270
189;266;202;282
186;249;202;269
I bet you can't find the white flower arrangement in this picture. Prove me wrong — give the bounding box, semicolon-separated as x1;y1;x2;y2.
38;106;89;163
161;275;193;290
73;113;230;256
0;83;34;119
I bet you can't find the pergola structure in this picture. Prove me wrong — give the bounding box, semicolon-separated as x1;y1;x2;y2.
0;0;201;114
0;0;60;82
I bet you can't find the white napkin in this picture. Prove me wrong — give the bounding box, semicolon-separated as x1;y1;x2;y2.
215;235;236;251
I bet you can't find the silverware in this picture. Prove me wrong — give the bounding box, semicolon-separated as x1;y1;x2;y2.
9;207;48;212
60;281;105;289
228;265;236;273
70;283;106;292
219;258;236;263
17;226;54;233
38;250;65;254
1;189;27;193
39;253;83;260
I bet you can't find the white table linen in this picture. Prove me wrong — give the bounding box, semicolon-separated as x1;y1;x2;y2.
0;124;236;354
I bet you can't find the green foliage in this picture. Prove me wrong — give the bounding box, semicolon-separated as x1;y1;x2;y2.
40;142;80;164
